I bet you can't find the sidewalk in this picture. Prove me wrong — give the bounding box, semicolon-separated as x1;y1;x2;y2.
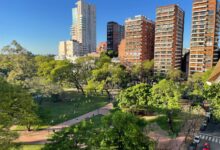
16;103;113;144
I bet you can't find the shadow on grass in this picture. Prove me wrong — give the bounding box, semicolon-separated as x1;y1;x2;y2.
140;106;203;137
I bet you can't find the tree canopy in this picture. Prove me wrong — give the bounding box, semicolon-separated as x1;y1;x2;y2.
149;79;182;133
0;78;39;148
117;83;152;113
43;111;154;150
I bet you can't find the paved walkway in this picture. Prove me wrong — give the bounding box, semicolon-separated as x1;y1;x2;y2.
15;103;113;144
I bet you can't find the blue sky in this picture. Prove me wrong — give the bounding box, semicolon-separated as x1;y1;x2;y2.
0;0;192;55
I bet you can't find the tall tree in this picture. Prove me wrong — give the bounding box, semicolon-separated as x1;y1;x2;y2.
0;41;36;87
43;120;94;150
117;83;152;114
44;111;154;150
92;111;154;150
86;63;128;100
205;83;220;121
149;79;182;133
0;78;39;148
166;68;183;82
186;70;212;103
130;60;154;84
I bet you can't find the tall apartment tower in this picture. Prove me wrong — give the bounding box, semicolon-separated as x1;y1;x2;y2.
154;5;185;74
119;15;155;64
107;22;124;54
189;0;220;74
71;0;96;56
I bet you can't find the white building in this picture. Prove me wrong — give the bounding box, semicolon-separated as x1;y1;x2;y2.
71;0;96;55
55;40;82;62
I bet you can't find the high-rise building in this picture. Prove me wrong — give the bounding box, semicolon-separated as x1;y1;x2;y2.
107;22;124;54
189;0;220;74
154;4;185;74
71;0;96;56
119;15;155;64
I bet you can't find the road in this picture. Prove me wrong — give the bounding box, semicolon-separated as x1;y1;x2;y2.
197;120;220;150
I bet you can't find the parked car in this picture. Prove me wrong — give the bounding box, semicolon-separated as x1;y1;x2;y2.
202;120;208;127
202;142;210;150
206;112;211;119
193;135;200;144
188;142;197;150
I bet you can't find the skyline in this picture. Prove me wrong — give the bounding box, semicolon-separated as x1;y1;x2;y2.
0;0;193;55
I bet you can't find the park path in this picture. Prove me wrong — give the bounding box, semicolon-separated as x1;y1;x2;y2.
15;103;113;144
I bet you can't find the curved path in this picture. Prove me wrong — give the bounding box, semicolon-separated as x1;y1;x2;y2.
16;103;113;144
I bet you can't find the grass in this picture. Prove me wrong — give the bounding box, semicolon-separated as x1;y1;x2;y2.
11;145;44;150
155;114;184;136
13;91;108;131
142;112;186;137
40;94;107;125
14;116;105;150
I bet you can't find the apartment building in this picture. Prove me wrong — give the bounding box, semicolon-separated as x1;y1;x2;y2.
154;4;185;74
107;22;124;54
189;0;220;74
71;0;96;55
56;40;82;62
119;15;155;64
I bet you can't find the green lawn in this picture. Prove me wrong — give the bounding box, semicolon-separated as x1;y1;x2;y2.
143;112;186;137
13;91;108;131
154;114;184;136
10;145;44;150
40;91;108;125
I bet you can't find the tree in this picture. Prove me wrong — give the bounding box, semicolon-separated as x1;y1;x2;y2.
43;120;94;150
27;77;63;103
92;111;154;150
44;111;154;150
166;68;183;82
130;60;154;84
95;52;111;68
0;78;39;148
117;83;152;114
186;70;212;103
106;50;118;58
50;60;85;94
205;83;220;121
0;41;36;87
86;63;128;100
149;79;182;133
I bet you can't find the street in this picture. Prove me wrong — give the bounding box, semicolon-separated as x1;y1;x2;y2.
197;120;220;150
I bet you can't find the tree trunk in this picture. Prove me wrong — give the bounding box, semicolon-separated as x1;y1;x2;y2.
72;77;85;95
105;89;111;101
26;123;31;131
78;84;85;95
167;111;174;133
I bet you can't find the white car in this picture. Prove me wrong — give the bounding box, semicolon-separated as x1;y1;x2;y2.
193;135;200;144
206;112;211;118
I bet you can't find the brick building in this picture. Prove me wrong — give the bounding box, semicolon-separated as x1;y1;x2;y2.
119;15;155;64
154;4;185;74
189;0;220;74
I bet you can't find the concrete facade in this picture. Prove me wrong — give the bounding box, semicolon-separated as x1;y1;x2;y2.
71;0;96;55
56;40;82;61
